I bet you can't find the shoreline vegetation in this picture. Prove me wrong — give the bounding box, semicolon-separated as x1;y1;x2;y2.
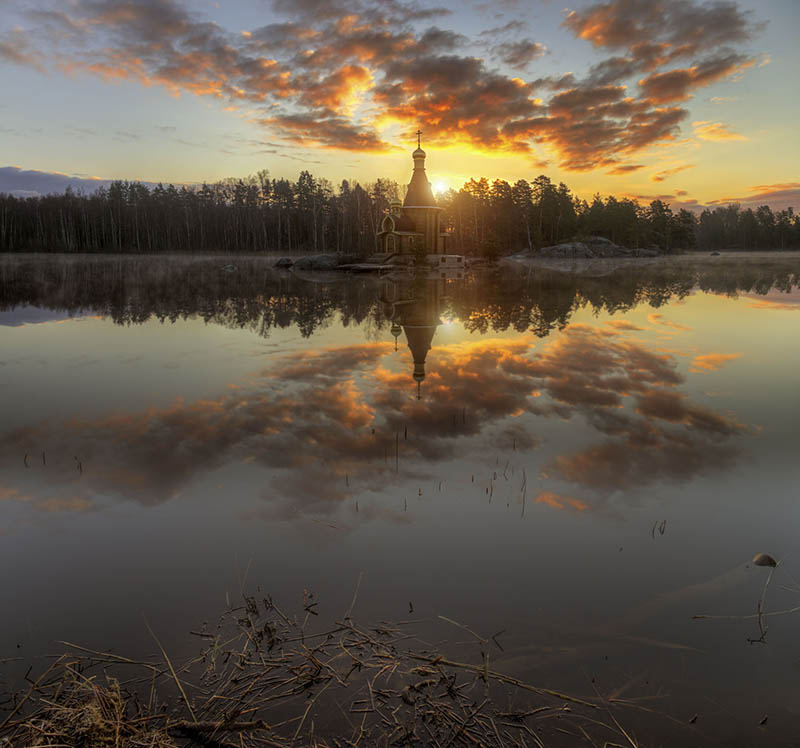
0;596;686;748
1;172;798;256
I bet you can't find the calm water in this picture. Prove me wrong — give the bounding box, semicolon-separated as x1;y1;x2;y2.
1;253;800;744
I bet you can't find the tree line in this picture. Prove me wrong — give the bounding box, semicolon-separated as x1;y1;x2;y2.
1;170;798;254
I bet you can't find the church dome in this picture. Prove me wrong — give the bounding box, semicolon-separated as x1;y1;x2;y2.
404;144;436;206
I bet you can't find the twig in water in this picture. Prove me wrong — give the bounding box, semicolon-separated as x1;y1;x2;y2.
344;572;364;621
143;615;197;722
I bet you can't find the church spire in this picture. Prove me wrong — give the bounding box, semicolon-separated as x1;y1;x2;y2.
405;130;436;206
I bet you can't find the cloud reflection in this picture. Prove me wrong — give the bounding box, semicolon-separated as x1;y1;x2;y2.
0;323;750;522
690;352;741;372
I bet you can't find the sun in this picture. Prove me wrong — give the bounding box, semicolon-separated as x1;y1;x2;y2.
433;180;447;194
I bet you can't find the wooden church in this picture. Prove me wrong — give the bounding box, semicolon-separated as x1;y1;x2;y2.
376;133;448;256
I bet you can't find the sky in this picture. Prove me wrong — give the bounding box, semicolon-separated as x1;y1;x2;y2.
1;0;798;210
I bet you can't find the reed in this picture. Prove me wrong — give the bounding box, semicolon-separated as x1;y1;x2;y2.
0;596;661;748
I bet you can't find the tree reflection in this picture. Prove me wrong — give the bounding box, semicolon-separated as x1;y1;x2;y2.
0;255;797;340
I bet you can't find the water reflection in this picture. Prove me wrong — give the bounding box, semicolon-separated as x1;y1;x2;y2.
1;254;798;339
380;273;446;399
2;255;800;744
0;272;754;522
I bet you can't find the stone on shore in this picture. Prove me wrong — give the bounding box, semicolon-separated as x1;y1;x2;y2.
292;254;362;271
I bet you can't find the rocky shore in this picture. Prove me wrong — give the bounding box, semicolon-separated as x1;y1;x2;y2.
512;235;662;260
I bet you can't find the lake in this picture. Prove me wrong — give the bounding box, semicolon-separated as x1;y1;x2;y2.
1;252;799;744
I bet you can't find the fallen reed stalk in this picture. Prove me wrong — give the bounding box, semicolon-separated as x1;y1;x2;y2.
1;597;669;747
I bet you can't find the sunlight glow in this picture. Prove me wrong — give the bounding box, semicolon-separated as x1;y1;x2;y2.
433;180;447;194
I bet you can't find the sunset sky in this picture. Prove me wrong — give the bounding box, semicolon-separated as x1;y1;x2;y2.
2;0;798;210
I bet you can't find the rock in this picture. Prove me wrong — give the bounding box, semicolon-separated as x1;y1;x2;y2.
753;552;777;567
292;254;362;271
632;248;662;258
274;257;294;268
220;263;237;273
710;251;721;256
293;254;339;271
513;236;661;260
538;241;592;258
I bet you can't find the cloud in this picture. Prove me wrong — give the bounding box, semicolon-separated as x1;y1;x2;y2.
619;191;702;212
493;40;546;70
0;29;45;73
0;166;160;197
606;164;646;175
690;352;741;372
651;164;695;182
259;114;392;152
692;120;747;141
563;0;762;57
637;53;752;103
705;183;800;212
0;0;763;171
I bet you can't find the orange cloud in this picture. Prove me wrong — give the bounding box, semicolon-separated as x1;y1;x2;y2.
705;183;800;212
651;164;695;182
690;353;742;372
638;55;753;104
563;1;760;58
0;0;763;167
606;164;646;175
749;182;800;192
692;120;747;141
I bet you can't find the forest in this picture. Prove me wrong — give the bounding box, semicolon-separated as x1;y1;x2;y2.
1;170;798;255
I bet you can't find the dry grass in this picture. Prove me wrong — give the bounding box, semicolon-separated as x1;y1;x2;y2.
0;596;661;747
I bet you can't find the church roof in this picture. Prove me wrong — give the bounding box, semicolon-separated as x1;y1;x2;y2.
389;213;417;232
403;144;437;207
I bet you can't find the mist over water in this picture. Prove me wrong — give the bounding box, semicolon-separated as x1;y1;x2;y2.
1;253;799;744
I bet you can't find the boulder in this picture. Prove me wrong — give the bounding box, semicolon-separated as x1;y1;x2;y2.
274;257;294;268
293;254;339;271
292;254;362;271
632;248;662;258
514;236;662;260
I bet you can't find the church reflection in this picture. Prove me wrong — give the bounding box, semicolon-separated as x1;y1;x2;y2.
381;273;451;399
